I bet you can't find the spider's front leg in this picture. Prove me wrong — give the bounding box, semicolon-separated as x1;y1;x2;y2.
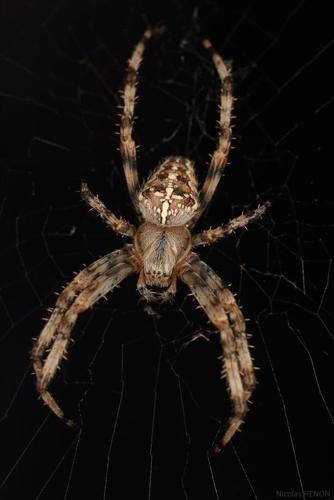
32;246;135;426
179;253;256;452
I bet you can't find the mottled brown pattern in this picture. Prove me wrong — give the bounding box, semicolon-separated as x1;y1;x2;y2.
138;156;199;226
32;30;270;452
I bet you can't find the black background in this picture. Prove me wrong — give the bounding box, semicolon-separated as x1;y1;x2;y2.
0;1;333;499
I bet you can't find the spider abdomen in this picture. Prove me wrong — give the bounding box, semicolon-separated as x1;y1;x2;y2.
137;156;199;226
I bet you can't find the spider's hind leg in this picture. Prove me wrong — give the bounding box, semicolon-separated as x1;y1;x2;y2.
120;29;157;214
190;39;233;228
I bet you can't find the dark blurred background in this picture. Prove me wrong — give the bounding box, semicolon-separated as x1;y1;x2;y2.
0;1;333;499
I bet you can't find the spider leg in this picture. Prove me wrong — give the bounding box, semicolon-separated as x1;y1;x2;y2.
192;202;270;247
81;182;135;237
179;253;256;452
190;39;233;227
32;245;135;426
120;29;154;213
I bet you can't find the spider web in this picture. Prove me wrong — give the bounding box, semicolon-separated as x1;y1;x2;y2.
0;1;333;499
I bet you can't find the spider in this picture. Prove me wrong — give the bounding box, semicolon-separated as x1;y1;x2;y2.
32;28;269;453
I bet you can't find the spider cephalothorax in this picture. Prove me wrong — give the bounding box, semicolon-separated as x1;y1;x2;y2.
32;28;269;452
135;221;191;299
